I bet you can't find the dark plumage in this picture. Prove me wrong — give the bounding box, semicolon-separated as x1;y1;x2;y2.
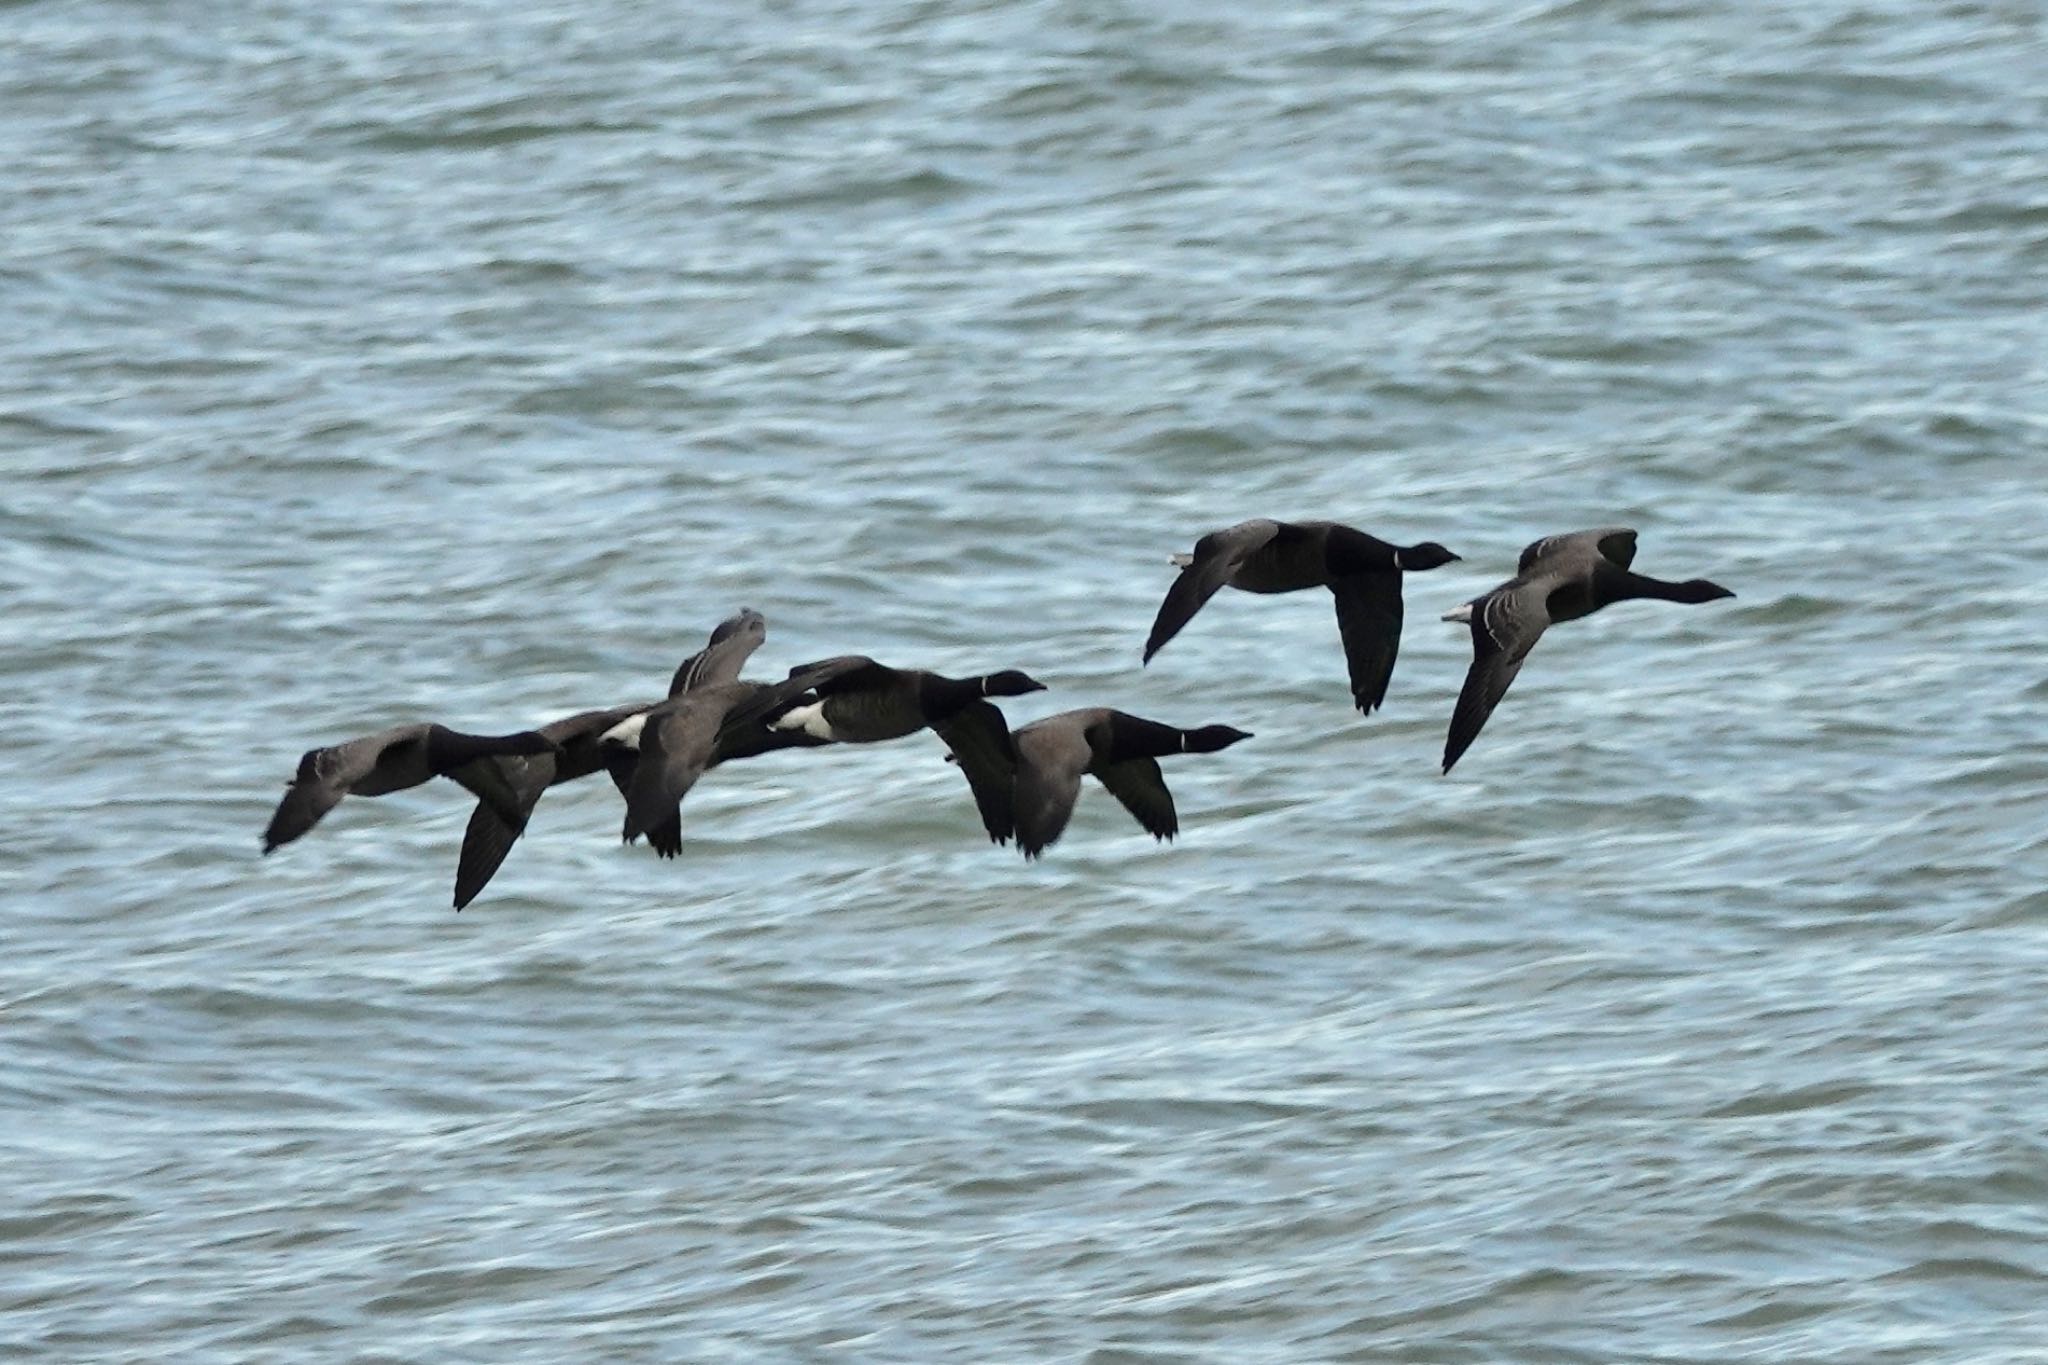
1144;519;1459;714
450;700;659;905
451;609;823;905
1440;527;1735;773
666;607;769;696
765;657;1046;743
946;707;1252;859
741;656;1047;844
262;723;557;854
609;681;786;854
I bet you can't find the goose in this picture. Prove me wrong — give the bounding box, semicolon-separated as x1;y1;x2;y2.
755;656;1048;845
1441;527;1734;773
452;609;824;904
946;708;1252;858
1144;519;1459;713
263;723;558;854
606;680;809;853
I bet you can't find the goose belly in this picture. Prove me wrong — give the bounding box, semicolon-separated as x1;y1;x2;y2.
1228;551;1325;594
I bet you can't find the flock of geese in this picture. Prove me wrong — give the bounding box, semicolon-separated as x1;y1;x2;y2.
262;520;1734;909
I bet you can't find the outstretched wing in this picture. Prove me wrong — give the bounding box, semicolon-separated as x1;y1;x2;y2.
783;656;886;690
259;726;416;853
934;699;1020;844
1518;527;1637;575
1091;757;1178;843
620;700;723;852
1142;521;1280;662
710;657;878;738
262;774;345;853
1012;724;1093;860
450;752;559;910
1329;572;1404;714
1442;582;1551;773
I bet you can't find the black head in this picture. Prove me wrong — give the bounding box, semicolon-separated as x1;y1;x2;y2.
981;669;1048;697
1184;724;1253;753
1399;542;1461;571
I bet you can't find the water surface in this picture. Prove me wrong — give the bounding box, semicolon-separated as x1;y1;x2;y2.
4;0;2046;1359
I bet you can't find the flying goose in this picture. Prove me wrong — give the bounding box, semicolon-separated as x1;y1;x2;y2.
946;707;1252;858
263;723;558;854
756;656;1048;844
1441;527;1734;773
602;680;798;853
452;609;828;903
1144;519;1459;713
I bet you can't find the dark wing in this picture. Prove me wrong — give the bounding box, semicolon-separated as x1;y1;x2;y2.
1014;760;1085;861
600;739;642;819
262;772;344;853
1329;572;1405;714
259;728;405;852
446;708;653;911
1518;527;1637;576
786;656;891;696
712;727;835;765
441;747;544;830
1090;757;1178;843
620;700;723;853
1012;723;1095;859
450;753;563;911
1142;521;1281;663
1442;582;1551;774
933;699;1019;844
669;609;767;696
1596;529;1640;570
712;656;882;737
604;719;684;858
642;811;684;859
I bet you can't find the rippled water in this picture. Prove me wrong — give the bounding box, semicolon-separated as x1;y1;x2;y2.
5;0;2046;1358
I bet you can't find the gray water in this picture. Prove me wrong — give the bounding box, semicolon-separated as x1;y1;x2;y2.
5;0;2047;1359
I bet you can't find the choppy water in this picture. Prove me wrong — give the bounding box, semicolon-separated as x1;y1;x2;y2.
6;0;2047;1358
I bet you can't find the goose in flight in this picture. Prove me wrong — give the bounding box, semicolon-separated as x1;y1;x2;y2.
451;609;828;902
946;707;1252;858
1441;528;1734;773
263;723;557;854
1144;519;1459;713
759;656;1048;844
